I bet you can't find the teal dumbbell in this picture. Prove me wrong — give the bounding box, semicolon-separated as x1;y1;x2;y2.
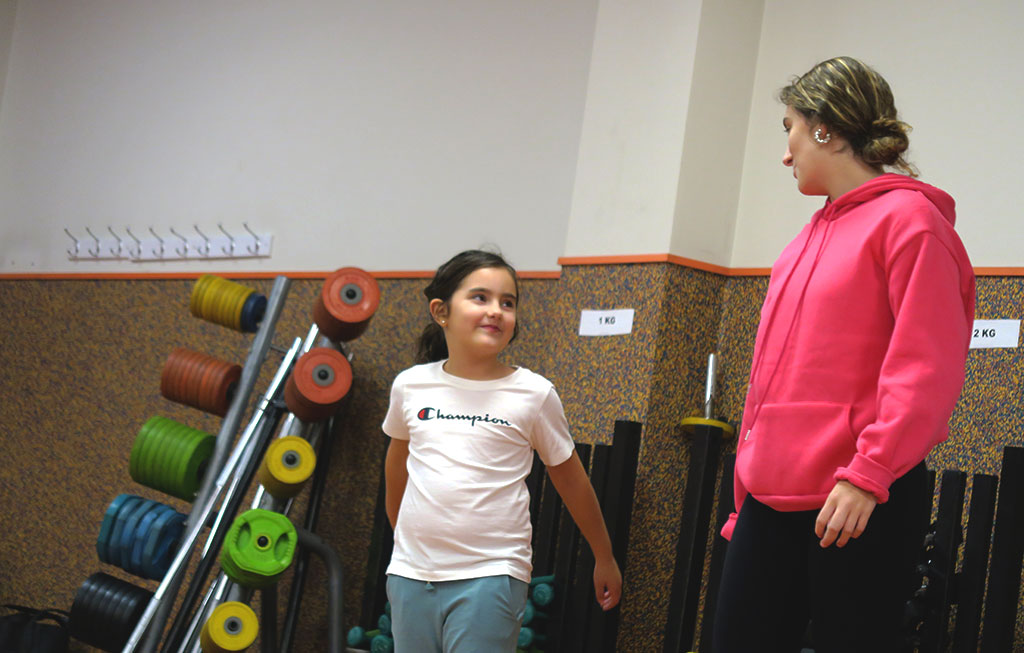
347;626;381;648
377;613;392;636
523;599;549;626
518;626;547;648
531;582;555;607
370;634;394;653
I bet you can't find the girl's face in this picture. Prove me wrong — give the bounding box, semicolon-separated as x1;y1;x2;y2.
782;105;829;196
434;266;518;360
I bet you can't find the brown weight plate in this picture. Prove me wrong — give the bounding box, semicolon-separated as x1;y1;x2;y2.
211;364;241;416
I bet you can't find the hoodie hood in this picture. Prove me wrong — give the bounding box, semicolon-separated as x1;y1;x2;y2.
821;173;956;226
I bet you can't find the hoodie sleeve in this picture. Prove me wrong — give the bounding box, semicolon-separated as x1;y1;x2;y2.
720;473;746;540
834;229;974;502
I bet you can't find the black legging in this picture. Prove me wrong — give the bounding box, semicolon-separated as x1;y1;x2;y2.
712;463;928;653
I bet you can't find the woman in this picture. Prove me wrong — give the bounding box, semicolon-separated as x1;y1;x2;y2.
713;57;975;653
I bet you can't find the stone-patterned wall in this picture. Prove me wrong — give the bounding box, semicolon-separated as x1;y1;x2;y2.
0;268;1021;651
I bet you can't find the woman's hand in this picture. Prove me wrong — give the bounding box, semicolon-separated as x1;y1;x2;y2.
815;480;878;548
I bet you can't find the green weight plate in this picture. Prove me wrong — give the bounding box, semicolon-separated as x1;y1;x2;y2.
169;427;201;499
128;429;144;481
139;417;169;491
164;426;194;501
117;498;159;576
221;509;297;588
97;494;134;564
106;495;143;569
131;417;163;486
151;420;181;495
179;433;214;502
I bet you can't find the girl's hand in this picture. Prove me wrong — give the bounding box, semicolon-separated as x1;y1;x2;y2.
815;480;878;548
593;556;622;610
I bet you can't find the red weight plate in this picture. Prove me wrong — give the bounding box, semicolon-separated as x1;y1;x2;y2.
314;267;380;342
283;374;320;422
292;348;351;405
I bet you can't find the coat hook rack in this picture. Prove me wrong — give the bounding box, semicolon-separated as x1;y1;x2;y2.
61;225;273;262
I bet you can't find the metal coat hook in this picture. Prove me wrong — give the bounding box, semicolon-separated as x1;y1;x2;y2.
125;227;142;259
217;223;236;256
107;226;124;258
193;225;211;257
64;228;81;258
169;227;189;258
84;227;101;258
243;222;261;255
148;227;165;258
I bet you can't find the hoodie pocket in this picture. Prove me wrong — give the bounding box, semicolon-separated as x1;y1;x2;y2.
738;401;856;500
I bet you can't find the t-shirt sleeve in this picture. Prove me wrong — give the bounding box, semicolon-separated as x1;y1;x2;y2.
381;376;410;440
530;387;575;466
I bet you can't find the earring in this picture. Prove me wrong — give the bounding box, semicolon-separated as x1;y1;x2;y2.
814;128;832;144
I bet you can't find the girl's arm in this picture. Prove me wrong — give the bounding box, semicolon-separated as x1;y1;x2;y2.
545;451;622;611
384;438;410;530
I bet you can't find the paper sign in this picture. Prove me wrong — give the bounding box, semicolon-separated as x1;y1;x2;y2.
970;319;1020;349
579;309;634;336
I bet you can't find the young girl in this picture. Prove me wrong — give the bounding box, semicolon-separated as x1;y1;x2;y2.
382;249;622;652
713;57;975;652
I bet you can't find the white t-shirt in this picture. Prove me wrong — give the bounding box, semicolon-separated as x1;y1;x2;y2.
382;361;575;584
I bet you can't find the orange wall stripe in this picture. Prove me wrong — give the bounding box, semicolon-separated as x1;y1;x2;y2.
0;262;1020;281
0;270;563;281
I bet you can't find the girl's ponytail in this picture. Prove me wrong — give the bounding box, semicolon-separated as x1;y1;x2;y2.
416;321;448;363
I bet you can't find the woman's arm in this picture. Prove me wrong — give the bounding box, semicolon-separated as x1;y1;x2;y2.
384;438;410;531
546;451;622;610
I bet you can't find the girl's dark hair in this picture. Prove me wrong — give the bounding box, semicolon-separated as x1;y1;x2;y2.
416;249;520;363
779;56;916;176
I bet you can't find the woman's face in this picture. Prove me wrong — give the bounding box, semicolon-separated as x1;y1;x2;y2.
782;106;829;196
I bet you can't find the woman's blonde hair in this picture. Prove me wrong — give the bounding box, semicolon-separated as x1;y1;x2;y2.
779;56;916;176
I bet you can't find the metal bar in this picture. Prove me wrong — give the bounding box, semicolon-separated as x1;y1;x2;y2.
548;443;590;653
697;453;735;653
124;331;299;653
566;443;609;653
980;446;1024;653
281;417;335;653
296;527;345;653
585;421;641;653
918;470;966;653
161;358;294;652
952;473;998;652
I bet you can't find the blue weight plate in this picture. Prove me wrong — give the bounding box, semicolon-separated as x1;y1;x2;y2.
130;504;174;575
142;509;186;580
106;495;144;570
97;494;134;564
117;498;159;576
240;293;267;332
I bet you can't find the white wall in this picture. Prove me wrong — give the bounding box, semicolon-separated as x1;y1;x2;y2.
0;1;14;110
669;0;762;266
1;0;1020;274
733;0;1024;268
0;0;598;273
562;0;702;259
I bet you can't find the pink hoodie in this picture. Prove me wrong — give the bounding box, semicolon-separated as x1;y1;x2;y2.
722;174;975;540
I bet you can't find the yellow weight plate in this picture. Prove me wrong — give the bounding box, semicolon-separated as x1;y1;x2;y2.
200;601;258;652
679;416;735;438
257;436;316;499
